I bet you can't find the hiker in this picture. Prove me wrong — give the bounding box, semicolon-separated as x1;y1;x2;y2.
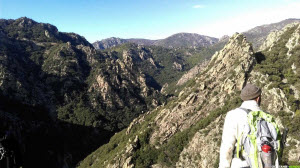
219;84;281;168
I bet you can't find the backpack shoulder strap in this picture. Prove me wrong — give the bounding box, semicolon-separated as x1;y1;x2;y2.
235;108;251;159
238;107;252;114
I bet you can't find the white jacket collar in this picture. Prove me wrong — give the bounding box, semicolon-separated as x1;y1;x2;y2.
240;100;261;111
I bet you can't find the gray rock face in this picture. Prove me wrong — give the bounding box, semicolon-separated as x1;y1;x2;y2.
176;60;209;86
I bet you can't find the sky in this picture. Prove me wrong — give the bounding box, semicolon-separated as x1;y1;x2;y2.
0;0;300;43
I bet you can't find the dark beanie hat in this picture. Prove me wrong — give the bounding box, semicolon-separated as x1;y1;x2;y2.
240;83;261;101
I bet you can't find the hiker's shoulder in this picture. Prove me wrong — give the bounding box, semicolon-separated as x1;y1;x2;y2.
225;107;247;120
227;107;244;115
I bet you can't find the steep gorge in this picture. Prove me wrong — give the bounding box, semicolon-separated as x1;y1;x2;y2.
79;23;300;167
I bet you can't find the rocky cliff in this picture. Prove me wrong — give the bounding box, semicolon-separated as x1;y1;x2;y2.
176;59;209;86
79;24;300;167
101;43;221;96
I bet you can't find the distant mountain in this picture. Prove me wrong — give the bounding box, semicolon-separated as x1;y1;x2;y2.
93;33;218;49
154;33;218;48
93;37;157;49
243;18;300;50
93;37;156;49
93;37;127;49
127;38;157;45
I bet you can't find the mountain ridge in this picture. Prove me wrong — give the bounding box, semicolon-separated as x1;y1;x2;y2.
93;18;300;51
93;32;218;50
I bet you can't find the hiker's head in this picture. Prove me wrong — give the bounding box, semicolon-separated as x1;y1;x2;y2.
240;83;262;105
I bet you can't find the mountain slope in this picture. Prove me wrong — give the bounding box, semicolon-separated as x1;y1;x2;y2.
79;24;300;167
243;18;300;50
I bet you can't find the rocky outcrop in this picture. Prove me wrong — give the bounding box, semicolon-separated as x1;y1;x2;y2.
173;62;183;71
285;24;300;58
259;22;300;51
